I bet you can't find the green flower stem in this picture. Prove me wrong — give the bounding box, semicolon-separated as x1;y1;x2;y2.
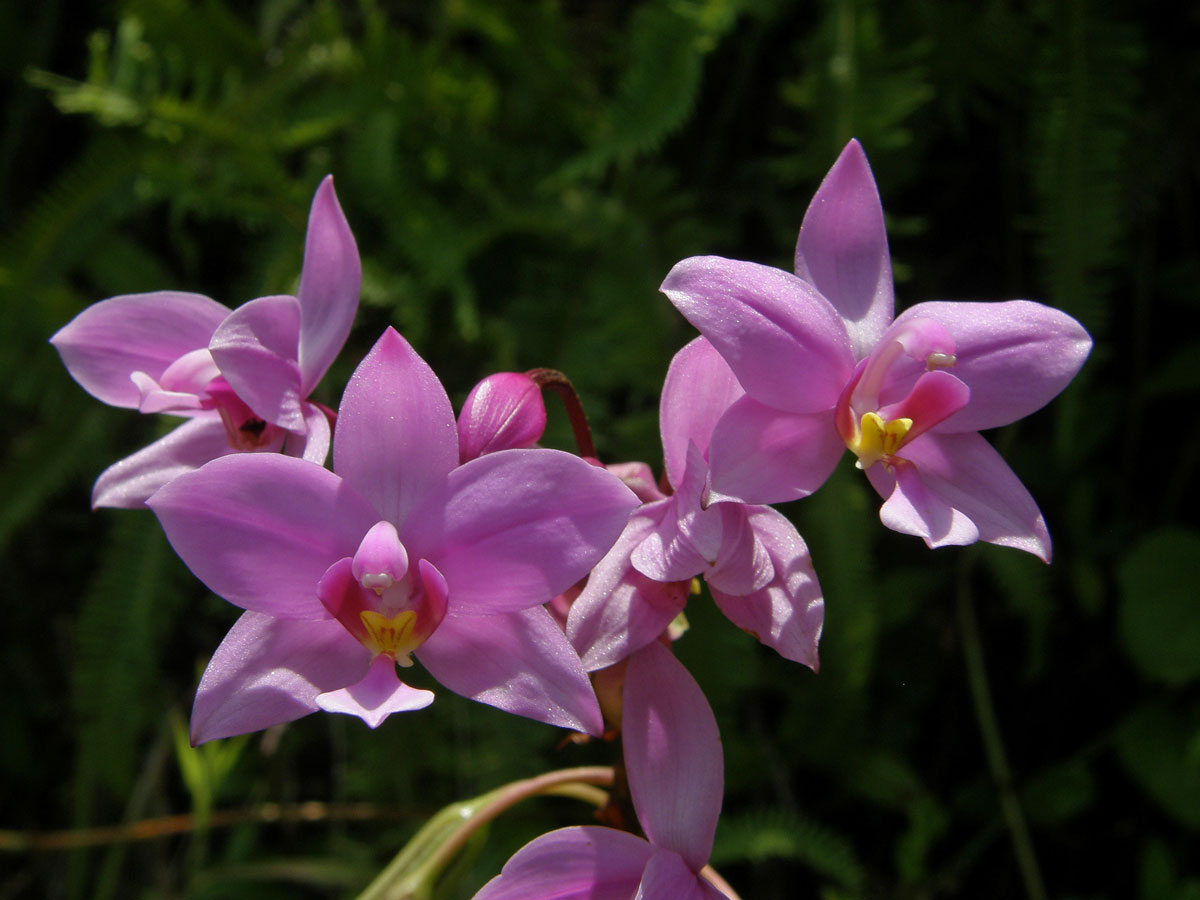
355;766;614;900
956;558;1048;900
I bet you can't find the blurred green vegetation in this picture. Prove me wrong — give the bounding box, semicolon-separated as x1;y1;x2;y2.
1;0;1197;897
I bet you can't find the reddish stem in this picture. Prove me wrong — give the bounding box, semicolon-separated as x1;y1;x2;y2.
525;368;597;459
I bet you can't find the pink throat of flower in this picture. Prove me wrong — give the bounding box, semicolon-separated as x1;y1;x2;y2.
317;522;449;666
203;379;284;451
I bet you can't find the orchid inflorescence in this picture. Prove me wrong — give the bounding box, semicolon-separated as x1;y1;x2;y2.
52;141;1091;899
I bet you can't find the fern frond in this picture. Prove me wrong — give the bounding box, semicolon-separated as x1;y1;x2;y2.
712;806;866;895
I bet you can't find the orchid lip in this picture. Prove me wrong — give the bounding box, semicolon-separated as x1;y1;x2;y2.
836;317;970;470
318;528;448;665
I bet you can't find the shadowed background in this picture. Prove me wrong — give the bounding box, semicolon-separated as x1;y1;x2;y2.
2;1;1197;898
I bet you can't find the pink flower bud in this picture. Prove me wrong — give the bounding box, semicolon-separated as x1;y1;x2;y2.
457;372;547;462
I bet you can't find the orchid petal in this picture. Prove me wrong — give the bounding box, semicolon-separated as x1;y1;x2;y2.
472;826;655;900
130;371;209;414
284;401;332;464
296;176;361;394
659;337;744;487
334;327;458;525
630;513;711;585
406;448;637;616
315;654;435;727
148;454;379;617
146;348;221;406
878;369;971;444
635;851;721;900
418;606;603;735
209;294;305;430
92;415;232;509
624;642;723;870
190;611;370;744
794;139;895;359
870;461;980;551
850;317;958;413
632;446;722;583
607;461;668;503
709;506;823;669
881;431;1052;560
707;396;844;505
704;503;774;596
567;508;689;671
50;291;231;408
661;256;855;414
457;372;547;462
894;300;1092;432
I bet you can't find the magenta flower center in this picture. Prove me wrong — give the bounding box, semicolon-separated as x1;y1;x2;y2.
130;348;282;450
835;318;968;470
203;379;283;451
317;521;448;666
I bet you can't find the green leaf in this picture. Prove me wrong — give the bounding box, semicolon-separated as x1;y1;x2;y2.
1117;528;1200;684
1021;758;1094;825
1139;838;1200;900
1114;703;1200;832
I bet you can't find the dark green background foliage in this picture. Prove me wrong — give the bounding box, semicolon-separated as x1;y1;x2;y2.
1;0;1197;897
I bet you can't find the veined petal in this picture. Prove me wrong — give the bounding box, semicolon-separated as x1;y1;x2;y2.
51;291;230;408
209;294;305;431
707;397;844;505
190;611;370;744
418;607;603;735
297;176;361;394
406;448;637;616
635;850;725;900
148;454;379;617
794;139;895;359
457;372;547;462
870;461;980;551
624;642;723;871
471;826;655;900
659;337;744;488
894;300;1092;432
661;256;855;414
315;654;435;727
632;445;722;583
567;507;689;671
709;506;823;669
631;511;712;584
704;503;774;596
883;432;1052;560
92;415;232;509
334;327;458;525
284;401;332;464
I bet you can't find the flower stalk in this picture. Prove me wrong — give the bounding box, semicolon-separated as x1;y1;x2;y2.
526;368;597;459
956;554;1047;900
355;766;614;900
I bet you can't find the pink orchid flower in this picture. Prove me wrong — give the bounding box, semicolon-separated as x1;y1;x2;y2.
472;640;734;900
661;140;1093;560
567;336;823;672
50;176;360;508
147;328;638;743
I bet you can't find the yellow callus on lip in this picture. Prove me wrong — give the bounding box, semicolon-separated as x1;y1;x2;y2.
848;412;912;470
360;609;422;666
